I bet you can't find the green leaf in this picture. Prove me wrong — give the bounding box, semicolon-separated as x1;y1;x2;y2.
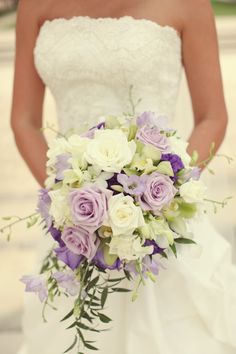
60;309;74;322
97;313;112;323
63;335;78;353
175;237;196;245
86;276;100;292
103;245;118;266
84;342;99;350
111;287;131;293
101;287;108;308
107;276;126;283
170;243;177;258
81;312;94;323
27;216;39;228
2;216;13;221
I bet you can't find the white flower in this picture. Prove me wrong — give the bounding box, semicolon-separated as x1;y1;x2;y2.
168;136;191;166
109;235;153;261
140;218;175;247
84;129;136;172
67;135;90;169
48;188;71;226
47;137;69;167
106;194;145;236
179;179;207;204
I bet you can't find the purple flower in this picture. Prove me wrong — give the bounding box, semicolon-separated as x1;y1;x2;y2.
136;125;171;153
117;174;147;196
55;153;71;180
37;189;52;228
144;239;164;255
161;154;184;181
92;247;121;270
81;122;105;139
21;275;48;302
142;256;160;277
137;112;171;131
138;172;177;213
53;271;80;296
61;226;99;261
55;246;84;270
48;226;64;247
69;186;112;231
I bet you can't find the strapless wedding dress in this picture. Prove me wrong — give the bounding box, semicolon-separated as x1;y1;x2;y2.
18;16;236;354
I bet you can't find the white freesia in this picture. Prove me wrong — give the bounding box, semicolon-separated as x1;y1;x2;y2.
109;235;153;261
48;188;71;226
84;129;136;172
106;194;145;236
168;136;191;166
47;138;69;167
67;135;90;169
179;179;207;204
140;218;175;247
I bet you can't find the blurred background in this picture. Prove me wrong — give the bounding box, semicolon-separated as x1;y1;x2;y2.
0;1;236;353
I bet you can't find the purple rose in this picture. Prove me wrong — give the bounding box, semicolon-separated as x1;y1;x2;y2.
61;226;99;261
21;275;48;302
53;271;80;296
136;125;171;153
138;172;177;212
69;186;112;231
117;173;147;196
37;189;52;228
55;246;84;270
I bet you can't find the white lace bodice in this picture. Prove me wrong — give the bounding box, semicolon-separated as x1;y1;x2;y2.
34;16;182;134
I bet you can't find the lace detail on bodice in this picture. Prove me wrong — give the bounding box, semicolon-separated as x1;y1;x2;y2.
34;16;182;134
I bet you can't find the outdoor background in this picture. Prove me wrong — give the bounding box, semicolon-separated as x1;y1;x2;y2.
0;1;236;353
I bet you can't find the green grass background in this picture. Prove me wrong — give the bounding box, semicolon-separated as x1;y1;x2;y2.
212;1;236;15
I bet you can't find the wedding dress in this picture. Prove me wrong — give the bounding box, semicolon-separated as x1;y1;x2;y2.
18;16;236;354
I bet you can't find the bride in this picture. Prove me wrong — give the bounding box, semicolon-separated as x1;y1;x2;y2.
11;0;236;353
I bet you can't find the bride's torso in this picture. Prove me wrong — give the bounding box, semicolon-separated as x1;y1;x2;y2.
34;14;182;134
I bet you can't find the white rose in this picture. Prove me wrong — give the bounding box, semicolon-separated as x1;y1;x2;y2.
48;188;71;226
84;129;136;172
106;194;145;236
109;235;153;261
179;179;207;204
168;136;191;166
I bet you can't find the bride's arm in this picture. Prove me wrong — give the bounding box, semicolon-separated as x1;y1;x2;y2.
11;0;47;187
182;0;228;166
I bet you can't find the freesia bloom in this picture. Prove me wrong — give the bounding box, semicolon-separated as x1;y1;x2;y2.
21;275;48;302
55;246;84;270
61;226;99;260
179;179;207;204
136;125;170;153
37;189;52;228
117;173;147;196
107;193;145;236
53;271;80;296
84;129;136;172
69;186;112;231
138;172;177;213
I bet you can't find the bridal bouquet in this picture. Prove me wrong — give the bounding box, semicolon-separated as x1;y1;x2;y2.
20;111;206;352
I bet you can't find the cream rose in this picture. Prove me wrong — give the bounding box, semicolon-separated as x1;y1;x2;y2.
106;194;145;236
84;129;136;172
179;179;207;204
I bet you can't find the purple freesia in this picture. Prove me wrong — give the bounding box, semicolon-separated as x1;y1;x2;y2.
55;246;84;270
61;226;99;261
48;226;64;247
138;172;177;213
55;153;71;180
53;271;80;296
117;174;147;196
37;189;52;228
161;153;184;181
136;125;171;153
92;247;121;271
21;275;48;302
69;186;112;231
142;256;160;277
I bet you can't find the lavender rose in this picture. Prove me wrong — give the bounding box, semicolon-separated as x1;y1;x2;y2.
138;172;177;212
61;226;99;261
136;125;171;153
69;186;112;231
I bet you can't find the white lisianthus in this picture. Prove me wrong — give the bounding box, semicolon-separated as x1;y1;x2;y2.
48;188;71;227
168;136;191;166
109;235;153;261
47;138;69;167
84;129;136;172
67;135;90;169
106;194;145;236
179;179;207;204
